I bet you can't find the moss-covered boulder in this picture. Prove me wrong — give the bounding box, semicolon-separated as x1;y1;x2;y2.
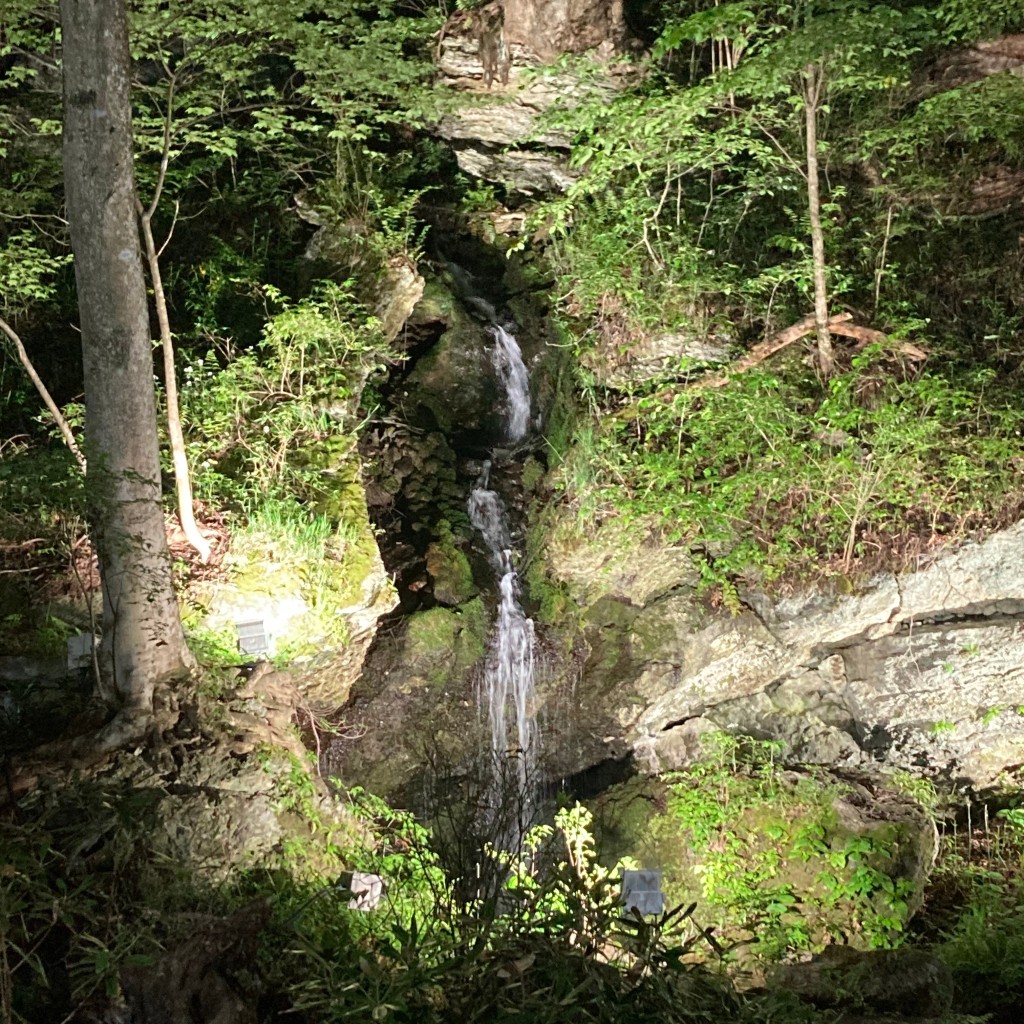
591;738;936;960
397;599;489;691
323;595;494;797
404;288;504;441
426;521;478;606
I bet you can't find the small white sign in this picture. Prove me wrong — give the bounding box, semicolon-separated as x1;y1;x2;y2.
347;871;384;911
236;619;269;656
67;633;96;672
621;869;664;917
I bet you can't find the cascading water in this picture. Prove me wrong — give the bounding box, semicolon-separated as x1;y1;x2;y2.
467;319;538;834
489;324;532;442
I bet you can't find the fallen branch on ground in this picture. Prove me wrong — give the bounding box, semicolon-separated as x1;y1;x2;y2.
697;312;853;389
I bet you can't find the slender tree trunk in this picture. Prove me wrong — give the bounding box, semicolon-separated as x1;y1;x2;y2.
803;61;834;379
138;207;211;563
0;314;87;473
60;0;192;746
135;72;210;563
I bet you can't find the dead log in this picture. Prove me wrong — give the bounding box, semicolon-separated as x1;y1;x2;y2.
698;312;853;389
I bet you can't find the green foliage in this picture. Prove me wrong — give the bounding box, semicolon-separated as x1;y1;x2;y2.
0;231;72;316
0;610;74;659
550;348;1024;585
178;280;388;510
218;493;382;655
648;734;916;956
286;794;756;1024
530;1;1024;592
924;808;1024;1015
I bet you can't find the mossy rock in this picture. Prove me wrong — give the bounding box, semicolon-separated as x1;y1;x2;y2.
402;598;489;689
404;302;502;439
408;276;458;323
426;520;478;606
590;741;935;960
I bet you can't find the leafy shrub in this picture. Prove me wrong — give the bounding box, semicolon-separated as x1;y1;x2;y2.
551;350;1024;586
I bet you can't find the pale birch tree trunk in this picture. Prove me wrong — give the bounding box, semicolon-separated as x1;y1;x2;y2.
60;0;192;747
803;61;834;379
135;69;210;562
138;205;212;563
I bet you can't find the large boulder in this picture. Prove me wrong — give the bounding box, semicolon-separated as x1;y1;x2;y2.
530;515;1024;792
771;946;954;1018
592;761;937;957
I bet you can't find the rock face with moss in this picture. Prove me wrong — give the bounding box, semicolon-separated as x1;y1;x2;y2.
592;746;937;956
197;468;396;710
528;509;1024;793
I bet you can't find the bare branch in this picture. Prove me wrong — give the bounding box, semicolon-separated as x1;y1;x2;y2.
0;314;87;472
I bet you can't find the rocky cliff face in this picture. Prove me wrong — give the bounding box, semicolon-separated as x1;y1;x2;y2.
437;0;636;194
539;516;1024;793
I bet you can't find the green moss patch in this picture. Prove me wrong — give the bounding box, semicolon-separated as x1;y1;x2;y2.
403;598;488;688
592;735;934;960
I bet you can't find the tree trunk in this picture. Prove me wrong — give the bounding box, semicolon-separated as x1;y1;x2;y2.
138;208;212;563
803;62;834;379
60;0;192;745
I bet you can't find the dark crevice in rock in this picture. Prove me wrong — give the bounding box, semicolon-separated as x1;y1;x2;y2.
659;713;704;733
556;754;636;801
894;603;1024;631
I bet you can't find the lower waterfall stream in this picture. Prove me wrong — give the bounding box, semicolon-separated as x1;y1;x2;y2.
468;318;538;836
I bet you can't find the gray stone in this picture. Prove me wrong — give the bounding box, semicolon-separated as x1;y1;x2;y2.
582;330;732;388
630;608;795;752
535;510;1024;789
748;573;901;648
771;946;953;1018
375;260;425;343
896;521;1024;621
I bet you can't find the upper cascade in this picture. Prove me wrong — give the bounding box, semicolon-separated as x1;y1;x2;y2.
489;324;532;442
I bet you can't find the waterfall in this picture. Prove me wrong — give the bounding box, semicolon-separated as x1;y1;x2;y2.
489;324;532;443
468;321;538;835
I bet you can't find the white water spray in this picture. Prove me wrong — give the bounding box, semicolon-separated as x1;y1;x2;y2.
489;324;532;442
468;321;538;828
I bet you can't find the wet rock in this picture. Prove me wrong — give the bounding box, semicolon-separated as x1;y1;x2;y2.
426;526;479;606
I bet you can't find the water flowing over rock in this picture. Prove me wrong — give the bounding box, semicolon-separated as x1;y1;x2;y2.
468;322;539;826
470;464;538;813
490;324;532;441
326;246;561;801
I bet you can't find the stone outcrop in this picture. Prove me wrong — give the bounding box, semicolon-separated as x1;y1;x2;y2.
199;469;396;711
437;1;637;193
771;946;954;1018
502;0;629;61
542;518;1024;792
